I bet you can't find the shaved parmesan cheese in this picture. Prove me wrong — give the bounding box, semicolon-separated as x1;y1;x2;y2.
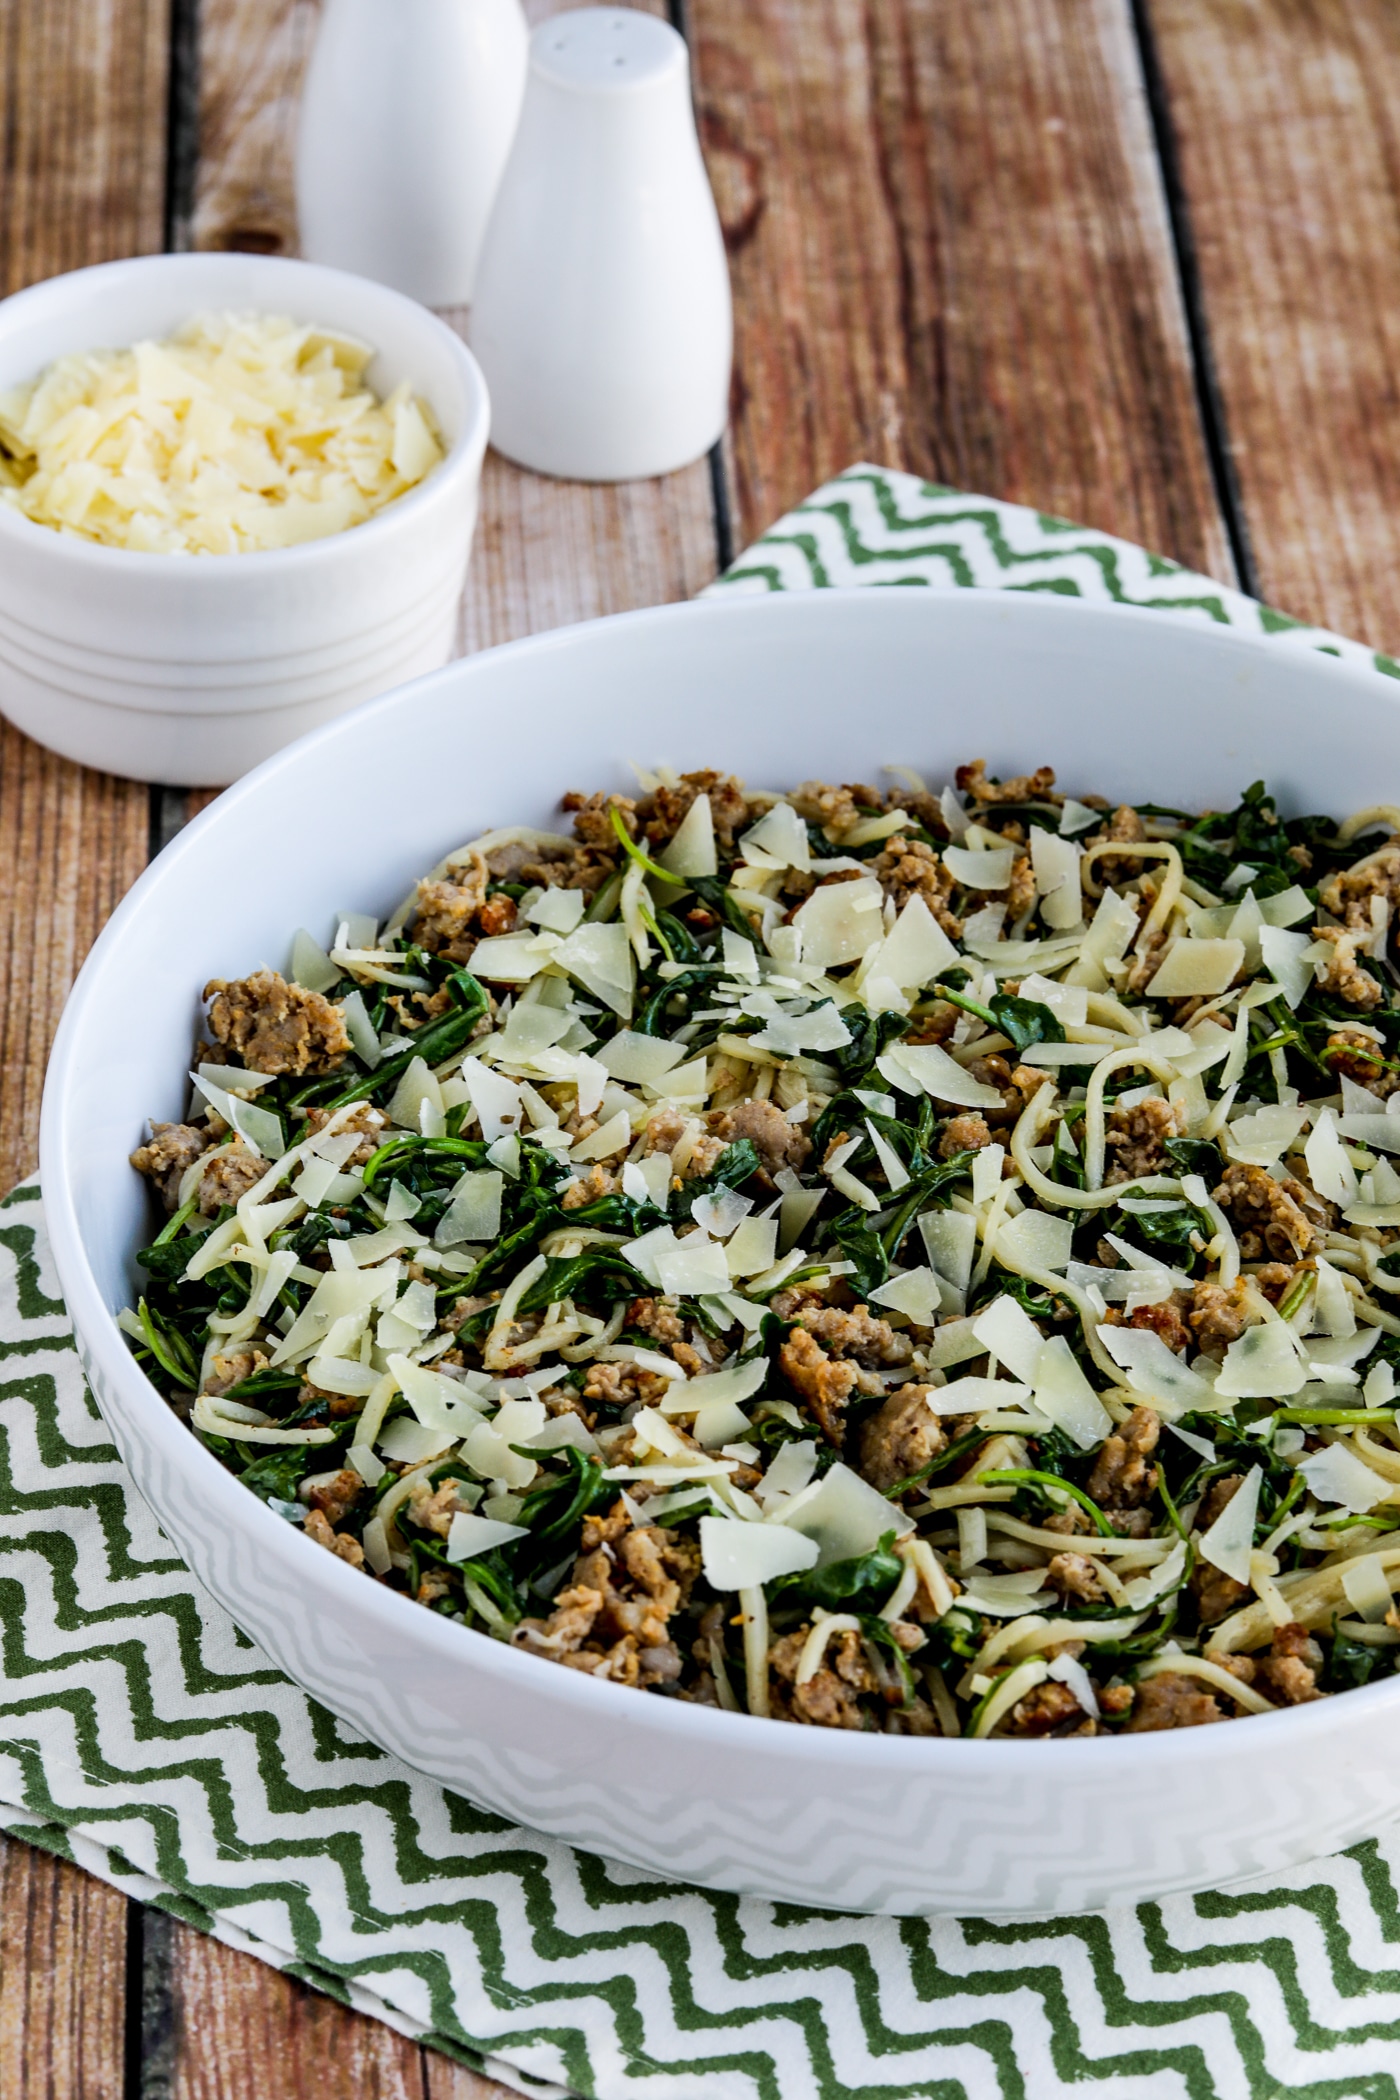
378;1417;456;1465
552;921;635;1016
655;1235;732;1298
1366;1359;1396;1409
570;1108;633;1162
919;1208;977;1296
1064;887;1139;992
1306;1107;1359;1207
657;1054;709;1103
725;1211;779;1278
1258;923;1314;1009
1215;1318;1307;1398
1196;1465;1262;1582
936;1375;1033;1413
1029;828;1082;929
973;1150;1006;1213
943;844;1016;890
1055;798;1096;836
721;928;759;978
0;311;442;554
1298;1442;1391;1514
596;1031;683;1085
1047;1649;1100;1717
971;1295;1043;1383
700;1516;818;1590
860;895;960;1003
755;1439;819;1507
1121;1537;1189;1612
1096;1324;1220;1415
693;1187;754;1238
388;1354;486;1436
778;1460;914;1564
1224;1104;1308;1168
435;1169;504;1247
1019;973;1089;1027
455;1058;520;1144
1311;1256;1357;1338
1030;1335;1112;1448
1225;888;1265;972
1341;1552;1396;1621
1338;1110;1400;1155
995;1208;1073;1274
190;1074;286;1159
1144;939;1245;998
868;1266;944;1326
525;886;586;933
740;801;811;871
665;1359;768;1414
792;877;884;967
387;1055;445;1137
925;1316;988;1369
660;793;717;879
750;1002;852;1055
445;1511;528;1562
290;928;339;994
884;1040;1004;1110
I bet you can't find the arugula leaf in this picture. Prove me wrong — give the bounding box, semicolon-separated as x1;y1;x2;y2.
136;1234;198;1282
935;985;1065;1053
767;1534;902;1616
1163;1136;1225;1182
829;1009;911;1086
1325;1625;1385;1691
517;1249;645;1313
238;1445;318;1506
987;993;1066;1053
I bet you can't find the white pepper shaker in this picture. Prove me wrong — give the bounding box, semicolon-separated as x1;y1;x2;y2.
296;0;528;308
468;8;732;481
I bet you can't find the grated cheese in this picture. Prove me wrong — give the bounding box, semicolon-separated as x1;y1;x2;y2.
0;311;442;553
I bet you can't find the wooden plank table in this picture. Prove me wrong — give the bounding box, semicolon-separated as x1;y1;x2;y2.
1;0;1397;2088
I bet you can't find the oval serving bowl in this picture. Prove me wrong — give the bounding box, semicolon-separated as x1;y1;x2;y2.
0;252;490;786
39;586;1400;1918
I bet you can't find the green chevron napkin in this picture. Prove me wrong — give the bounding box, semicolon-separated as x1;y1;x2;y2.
12;467;1400;2100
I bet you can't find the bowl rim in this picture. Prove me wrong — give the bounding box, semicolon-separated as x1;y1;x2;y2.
0;251;491;575
39;584;1400;1771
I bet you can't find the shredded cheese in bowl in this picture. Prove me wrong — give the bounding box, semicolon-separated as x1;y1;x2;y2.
0;310;444;554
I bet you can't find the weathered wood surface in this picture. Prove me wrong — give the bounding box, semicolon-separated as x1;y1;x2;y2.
1146;0;1400;650
690;0;1231;574
0;0;167;1188
0;1841;127;2100
0;0;165;2059
150;1919;506;2100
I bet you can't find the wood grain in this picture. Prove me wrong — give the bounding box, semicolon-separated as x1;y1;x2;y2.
192;0;320;255
0;0;169;2084
0;0;170;294
459;447;717;653
0;729;150;1195
0;1839;127;2100
149;1914;522;2100
690;0;1232;575
1146;0;1400;648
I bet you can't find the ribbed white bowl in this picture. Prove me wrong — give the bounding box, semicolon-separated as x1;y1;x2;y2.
0;253;490;785
40;589;1400;1916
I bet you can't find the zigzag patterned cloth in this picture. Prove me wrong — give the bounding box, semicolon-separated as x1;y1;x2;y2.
15;468;1400;2099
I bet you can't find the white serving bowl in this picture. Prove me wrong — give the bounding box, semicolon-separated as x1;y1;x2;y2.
39;588;1400;1917
0;253;489;785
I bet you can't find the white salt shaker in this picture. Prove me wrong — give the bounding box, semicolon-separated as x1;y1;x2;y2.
295;0;528;308
468;8;731;481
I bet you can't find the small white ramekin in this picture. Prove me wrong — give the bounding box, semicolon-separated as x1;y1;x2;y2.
0;252;490;785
